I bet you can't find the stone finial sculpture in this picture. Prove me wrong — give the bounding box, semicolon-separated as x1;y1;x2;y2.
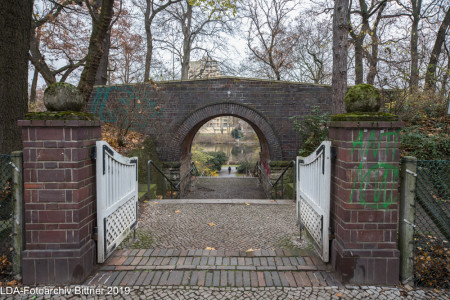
43;82;83;112
344;84;381;113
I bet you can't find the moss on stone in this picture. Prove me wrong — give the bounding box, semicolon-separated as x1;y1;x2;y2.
344;84;381;112
26;111;97;120
44;82;78;96
331;112;398;121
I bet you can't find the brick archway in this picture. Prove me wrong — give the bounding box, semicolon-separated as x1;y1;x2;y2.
168;102;283;161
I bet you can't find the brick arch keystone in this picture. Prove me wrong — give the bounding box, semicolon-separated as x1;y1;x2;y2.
168;102;283;161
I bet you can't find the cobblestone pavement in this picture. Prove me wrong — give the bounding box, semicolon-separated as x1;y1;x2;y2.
185;177;267;199
129;201;300;250
6;285;448;299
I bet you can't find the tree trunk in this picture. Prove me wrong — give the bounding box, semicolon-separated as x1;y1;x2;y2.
181;2;193;80
424;6;450;91
409;0;421;90
144;2;153;82
29;29;57;85
95;30;111;86
78;0;115;109
0;0;33;153
332;0;349;114
354;36;364;84
30;67;39;105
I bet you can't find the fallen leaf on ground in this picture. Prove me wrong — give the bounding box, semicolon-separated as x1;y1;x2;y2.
270;200;276;202
245;203;250;205
152;202;158;204
208;222;216;226
143;201;148;203
175;210;181;213
336;293;342;297
205;247;215;250
246;248;258;252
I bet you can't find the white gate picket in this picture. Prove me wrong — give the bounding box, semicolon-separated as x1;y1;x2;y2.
96;141;138;263
296;141;331;262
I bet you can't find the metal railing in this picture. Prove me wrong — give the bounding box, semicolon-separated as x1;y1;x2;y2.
256;160;296;200
147;161;197;200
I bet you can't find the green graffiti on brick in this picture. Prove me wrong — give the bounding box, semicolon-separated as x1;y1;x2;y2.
90;85;164;129
350;129;399;209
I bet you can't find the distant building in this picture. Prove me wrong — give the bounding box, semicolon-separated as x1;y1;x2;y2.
188;58;221;79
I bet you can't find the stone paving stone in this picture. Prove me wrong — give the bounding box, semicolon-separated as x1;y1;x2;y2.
120;271;134;286
158;271;170;285
135;271;149;286
235;271;243;287
215;257;223;265
127;271;141;286
220;270;227;287
176;257;186;265
197;271;207;286
130;249;139;256
270;271;282;287
252;257;261;266
200;257;208;265
167;271;184;286
151;271;163;285
122;257;134;266
257;271;266;287
263;271;273;286
242;271;251;287
205;271;213;286
161;257;171;265
143;249;153;256
307;272;320;287
169;257;178;265
185;257;193;265
131;257;142;266
189;271;199;286
111;271;126;286
104;271;119;285
237;257;245;265
192;257;201;265
275;257;284;266
278;272;290;287
282;257;292;266
292;271;310;287
213;271;220;287
284;271;297;287
137;249;146;256
207;257;215;265
228;270;235;286
250;271;259;287
181;271;191;285
142;271;155;285
260;257;268;266
230;257;238;265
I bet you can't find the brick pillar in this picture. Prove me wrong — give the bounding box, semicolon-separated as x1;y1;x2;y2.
328;120;403;285
18;119;102;285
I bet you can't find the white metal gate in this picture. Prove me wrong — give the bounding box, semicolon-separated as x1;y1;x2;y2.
296;141;331;262
96;141;138;263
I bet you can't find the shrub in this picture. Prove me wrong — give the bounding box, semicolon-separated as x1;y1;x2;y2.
290;106;330;157
400;126;450;160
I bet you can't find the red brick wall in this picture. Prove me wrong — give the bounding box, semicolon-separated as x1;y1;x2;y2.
329;121;403;285
19;119;101;284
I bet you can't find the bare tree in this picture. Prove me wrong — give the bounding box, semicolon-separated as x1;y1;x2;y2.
244;0;299;80
155;0;233;80
348;0;388;85
78;0;115;108
332;0;349;114
424;3;450;91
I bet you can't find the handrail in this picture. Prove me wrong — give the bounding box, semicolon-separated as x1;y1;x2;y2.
175;162;196;189
256;160;296;200
147;160;179;200
272;160;295;187
147;160;198;200
257;163;273;187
